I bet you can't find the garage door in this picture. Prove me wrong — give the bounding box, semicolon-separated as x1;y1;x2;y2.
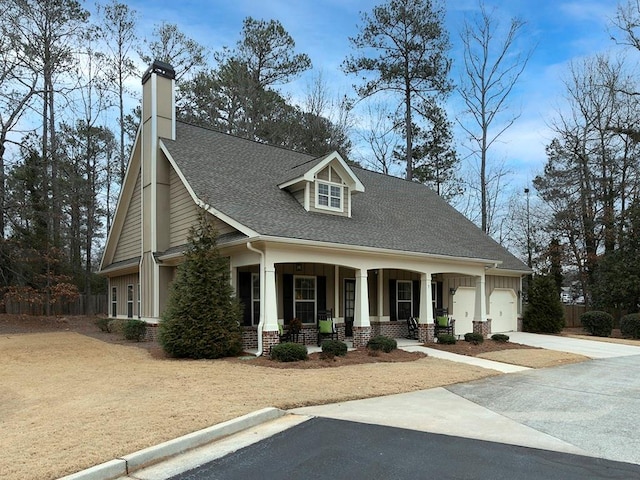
452;287;475;336
489;289;517;332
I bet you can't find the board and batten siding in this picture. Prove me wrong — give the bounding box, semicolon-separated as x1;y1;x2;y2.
113;170;142;263
110;273;140;317
169;166;238;248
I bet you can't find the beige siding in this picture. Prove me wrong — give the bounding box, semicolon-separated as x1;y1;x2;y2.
113;171;142;263
109;273;140;317
169;167;237;247
317;166;330;181
169;167;199;247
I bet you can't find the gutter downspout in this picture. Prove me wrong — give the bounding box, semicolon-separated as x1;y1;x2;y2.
246;241;265;357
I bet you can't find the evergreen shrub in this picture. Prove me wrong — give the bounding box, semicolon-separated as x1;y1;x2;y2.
159;214;243;359
580;311;613;337
95;317;110;332
123;319;147;342
321;340;348;357
366;335;397;353
491;333;510;343
270;342;308;362
523;275;565;333
620;313;640;339
437;333;456;344
464;332;484;344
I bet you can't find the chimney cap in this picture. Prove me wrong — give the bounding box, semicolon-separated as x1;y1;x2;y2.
142;60;176;84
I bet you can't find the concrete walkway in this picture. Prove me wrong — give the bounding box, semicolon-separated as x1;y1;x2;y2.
507;331;640;358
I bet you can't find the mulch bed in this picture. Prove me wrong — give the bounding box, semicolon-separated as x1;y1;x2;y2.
426;338;538;356
228;348;428;369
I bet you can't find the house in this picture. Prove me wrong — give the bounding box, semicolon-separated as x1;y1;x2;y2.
99;61;530;355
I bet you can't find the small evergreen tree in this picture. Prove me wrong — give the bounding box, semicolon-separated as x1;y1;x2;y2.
523;275;565;334
159;212;243;358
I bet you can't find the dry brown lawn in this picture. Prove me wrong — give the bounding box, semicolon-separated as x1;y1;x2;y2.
0;316;592;480
2;332;499;480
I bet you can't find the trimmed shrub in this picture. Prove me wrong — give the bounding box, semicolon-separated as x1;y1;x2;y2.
620;313;640;339
491;333;510;343
321;340;348;357
271;342;308;362
523;275;565;333
580;311;613;337
366;335;397;353
437;333;456;344
123;319;147;342
95;317;111;332
464;332;484;345
107;319;126;334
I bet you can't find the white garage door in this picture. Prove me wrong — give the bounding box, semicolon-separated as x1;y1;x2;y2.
489;289;517;332
452;287;476;336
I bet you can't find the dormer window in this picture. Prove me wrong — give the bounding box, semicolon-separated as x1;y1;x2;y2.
317;181;342;211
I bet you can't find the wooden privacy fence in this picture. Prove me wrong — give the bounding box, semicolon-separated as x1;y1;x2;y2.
563;304;587;327
3;295;108;316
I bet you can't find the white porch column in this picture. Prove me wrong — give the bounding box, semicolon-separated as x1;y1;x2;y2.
354;269;370;328
474;274;487;322
263;262;278;331
377;270;384;320
418;273;435;343
334;265;340;319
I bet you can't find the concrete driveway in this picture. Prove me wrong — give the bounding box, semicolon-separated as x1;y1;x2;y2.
293;333;640;465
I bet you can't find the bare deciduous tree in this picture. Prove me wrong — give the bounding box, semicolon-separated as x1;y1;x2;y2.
458;2;532;234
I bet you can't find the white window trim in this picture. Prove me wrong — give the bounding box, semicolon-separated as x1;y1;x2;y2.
397;280;413;320
294;275;316;324
251;273;260;326
316;180;343;212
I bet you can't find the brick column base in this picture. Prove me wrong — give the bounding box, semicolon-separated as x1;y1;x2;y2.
352;326;371;348
472;320;491;337
418;323;434;343
261;330;279;357
517;316;523;332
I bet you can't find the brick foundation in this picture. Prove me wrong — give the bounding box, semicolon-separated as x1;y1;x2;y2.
144;323;159;342
517;316;523;332
472;319;491;337
371;321;408;339
418;323;435;343
352;326;371;348
261;330;279;356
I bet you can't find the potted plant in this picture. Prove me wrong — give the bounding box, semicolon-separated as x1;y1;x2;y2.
289;317;302;333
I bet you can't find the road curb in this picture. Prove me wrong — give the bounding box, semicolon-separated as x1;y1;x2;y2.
58;407;286;480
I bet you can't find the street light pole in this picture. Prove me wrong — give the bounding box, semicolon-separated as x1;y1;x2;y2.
524;187;532;269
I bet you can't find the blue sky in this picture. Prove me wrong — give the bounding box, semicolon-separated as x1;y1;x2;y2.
120;0;629;190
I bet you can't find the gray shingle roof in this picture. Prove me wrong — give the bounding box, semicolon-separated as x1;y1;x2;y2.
161;122;528;272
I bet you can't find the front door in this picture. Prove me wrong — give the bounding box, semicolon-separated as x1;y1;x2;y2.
344;279;355;337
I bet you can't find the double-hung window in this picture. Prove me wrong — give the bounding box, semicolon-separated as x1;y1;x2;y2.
317;182;342;211
294;276;316;323
127;285;134;318
397;280;412;320
111;287;117;318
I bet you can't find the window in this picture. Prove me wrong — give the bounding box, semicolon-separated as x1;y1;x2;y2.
111;287;117;318
294;276;316;323
397;280;412;320
251;273;260;326
127;285;134;318
316;181;342;211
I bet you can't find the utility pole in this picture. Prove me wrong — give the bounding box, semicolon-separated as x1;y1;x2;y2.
524;187;532;268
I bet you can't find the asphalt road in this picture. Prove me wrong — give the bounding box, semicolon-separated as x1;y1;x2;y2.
168;417;640;480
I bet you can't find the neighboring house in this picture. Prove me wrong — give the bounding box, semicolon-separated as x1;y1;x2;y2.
100;61;530;355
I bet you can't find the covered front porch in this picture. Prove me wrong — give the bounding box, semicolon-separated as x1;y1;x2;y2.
226;240;515;356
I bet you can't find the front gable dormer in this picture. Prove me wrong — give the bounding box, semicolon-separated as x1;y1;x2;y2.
279;152;365;217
